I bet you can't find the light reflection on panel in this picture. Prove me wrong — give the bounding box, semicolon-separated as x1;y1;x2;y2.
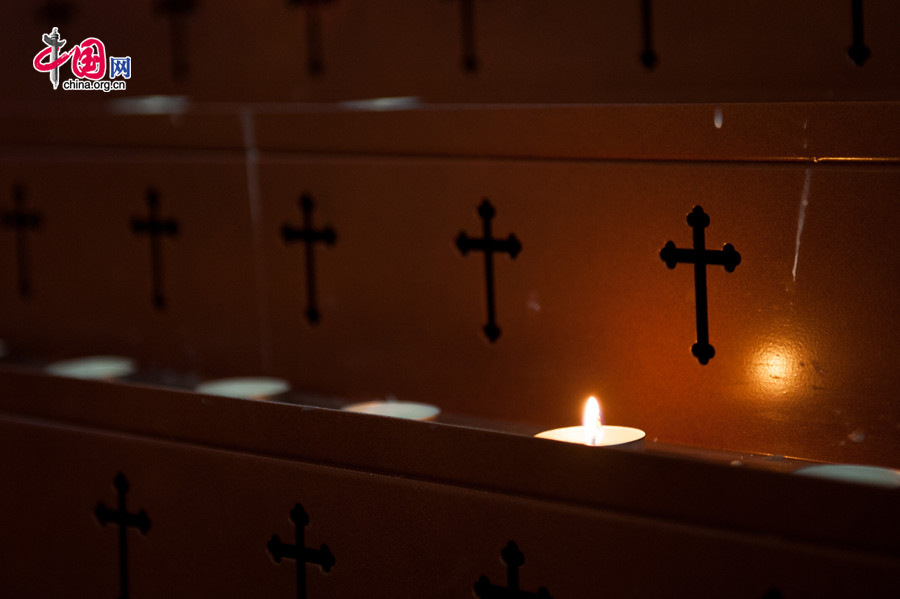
750;338;807;399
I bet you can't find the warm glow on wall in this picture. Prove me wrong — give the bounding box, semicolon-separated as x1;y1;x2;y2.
762;348;789;381
750;340;804;397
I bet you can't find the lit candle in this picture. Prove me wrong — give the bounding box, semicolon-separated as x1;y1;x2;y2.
45;355;136;380
342;396;440;421
195;377;291;400
536;396;645;448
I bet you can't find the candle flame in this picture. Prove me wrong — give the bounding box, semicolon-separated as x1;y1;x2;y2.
583;396;602;446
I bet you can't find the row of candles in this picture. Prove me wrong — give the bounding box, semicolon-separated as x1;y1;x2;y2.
8;351;899;485
38;354;645;447
21;352;900;488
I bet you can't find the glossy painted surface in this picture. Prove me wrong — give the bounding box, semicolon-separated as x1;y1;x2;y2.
2;4;900;596
0;158;261;377
1;103;898;467
1;372;898;596
3;1;900;103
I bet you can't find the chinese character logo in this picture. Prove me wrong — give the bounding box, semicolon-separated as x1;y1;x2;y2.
33;27;129;92
70;38;107;80
110;56;132;80
33;27;67;89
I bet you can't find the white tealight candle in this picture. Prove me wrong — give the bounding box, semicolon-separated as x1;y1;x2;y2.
536;396;645;448
195;377;291;400
342;397;440;421
794;464;900;489
45;355;136;380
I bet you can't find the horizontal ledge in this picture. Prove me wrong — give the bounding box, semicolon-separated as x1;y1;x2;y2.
1;368;899;559
0;102;898;164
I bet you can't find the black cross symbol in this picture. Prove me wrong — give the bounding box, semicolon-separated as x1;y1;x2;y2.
282;193;336;325
155;0;199;81
35;0;75;27
639;0;658;69
1;185;42;298
456;199;521;343
660;205;740;365
288;0;336;77
267;503;335;599
94;473;151;599
474;541;552;599
444;0;480;72
848;0;871;65
131;188;179;310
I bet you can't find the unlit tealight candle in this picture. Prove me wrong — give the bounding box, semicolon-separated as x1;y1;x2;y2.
342;397;440;421
794;464;900;489
195;377;291;400
45;355;136;380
